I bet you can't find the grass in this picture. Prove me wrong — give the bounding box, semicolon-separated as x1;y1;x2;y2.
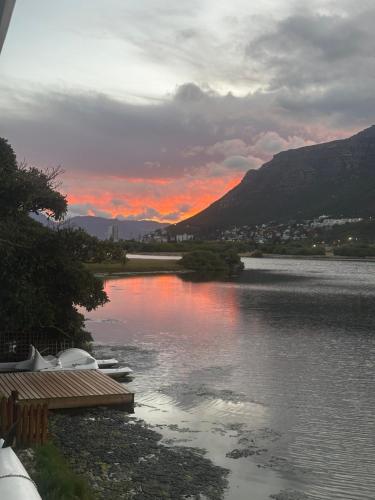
84;258;183;274
33;443;96;500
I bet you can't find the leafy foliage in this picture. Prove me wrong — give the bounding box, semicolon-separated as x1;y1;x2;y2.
0;137;108;346
33;443;96;500
180;249;243;276
123;239;252;254
333;244;375;257
261;243;326;256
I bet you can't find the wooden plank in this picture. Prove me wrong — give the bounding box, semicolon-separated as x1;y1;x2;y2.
29;372;75;399
89;372;130;393
28;372;72;399
62;372;104;396
45;374;82;398
0;374;19;397
41;405;48;444
84;371;132;393
46;392;133;410
22;406;30;446
0;398;6;434
12;373;47;399
7;373;40;399
0;371;134;411
76;371;115;395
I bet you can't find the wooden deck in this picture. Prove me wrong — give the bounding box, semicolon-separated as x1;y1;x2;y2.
0;370;134;409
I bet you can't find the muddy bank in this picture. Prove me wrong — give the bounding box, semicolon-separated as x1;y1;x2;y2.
49;407;229;500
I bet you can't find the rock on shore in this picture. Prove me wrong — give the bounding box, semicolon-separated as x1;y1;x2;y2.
50;407;229;500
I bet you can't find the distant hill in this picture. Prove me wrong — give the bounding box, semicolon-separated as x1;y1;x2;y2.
32;214;166;240
173;125;375;236
66;216;166;240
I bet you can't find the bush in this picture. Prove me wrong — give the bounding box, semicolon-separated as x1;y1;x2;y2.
249;249;263;257
263;244;325;256
180;250;244;275
34;443;96;500
180;250;227;273
333;245;375;257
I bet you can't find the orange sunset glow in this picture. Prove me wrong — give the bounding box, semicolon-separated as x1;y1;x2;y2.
65;174;243;222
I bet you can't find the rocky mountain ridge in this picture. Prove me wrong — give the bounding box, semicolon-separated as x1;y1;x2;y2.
173;126;375;235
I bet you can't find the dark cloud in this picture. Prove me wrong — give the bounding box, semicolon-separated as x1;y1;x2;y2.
0;81;343;185
246;6;375;93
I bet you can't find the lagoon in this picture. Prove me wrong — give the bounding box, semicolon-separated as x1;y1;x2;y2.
86;257;375;500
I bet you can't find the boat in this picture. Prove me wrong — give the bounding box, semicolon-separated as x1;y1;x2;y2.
0;440;42;500
0;346;132;379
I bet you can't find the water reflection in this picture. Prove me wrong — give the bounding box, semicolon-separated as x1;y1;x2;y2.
86;258;375;500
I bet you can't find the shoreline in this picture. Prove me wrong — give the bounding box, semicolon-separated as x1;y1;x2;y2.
47;407;229;500
86;254;375;277
85;258;185;276
241;253;375;262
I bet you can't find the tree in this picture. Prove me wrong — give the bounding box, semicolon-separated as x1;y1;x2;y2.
180;250;243;275
0;138;108;349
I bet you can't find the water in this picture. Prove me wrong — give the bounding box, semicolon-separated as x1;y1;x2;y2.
127;253;181;260
85;257;375;500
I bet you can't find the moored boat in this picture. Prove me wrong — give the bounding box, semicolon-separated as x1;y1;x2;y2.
0;441;42;500
0;346;132;379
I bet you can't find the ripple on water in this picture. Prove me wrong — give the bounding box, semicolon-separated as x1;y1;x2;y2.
86;260;375;500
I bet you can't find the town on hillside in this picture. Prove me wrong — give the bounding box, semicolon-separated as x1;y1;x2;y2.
143;215;367;245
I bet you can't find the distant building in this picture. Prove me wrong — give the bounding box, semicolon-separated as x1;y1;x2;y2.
311;217;363;228
107;224;119;242
0;0;16;54
176;233;194;242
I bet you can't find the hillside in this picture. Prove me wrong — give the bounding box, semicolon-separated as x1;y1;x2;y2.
32;214;166;240
173;126;375;236
66;216;166;240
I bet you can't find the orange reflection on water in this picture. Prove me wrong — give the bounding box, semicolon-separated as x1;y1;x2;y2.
88;275;240;346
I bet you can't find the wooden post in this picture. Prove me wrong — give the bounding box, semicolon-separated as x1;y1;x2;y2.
42;404;48;444
0;397;6;436
16;405;23;444
35;405;41;444
11;391;18;425
21;405;28;446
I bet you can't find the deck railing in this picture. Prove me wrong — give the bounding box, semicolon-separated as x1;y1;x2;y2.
0;392;48;447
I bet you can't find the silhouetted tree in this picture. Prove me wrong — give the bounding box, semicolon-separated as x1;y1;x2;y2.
0;138;108;347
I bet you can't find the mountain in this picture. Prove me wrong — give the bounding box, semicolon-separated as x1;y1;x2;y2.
32;214;166;240
173;126;375;236
65;216;166;240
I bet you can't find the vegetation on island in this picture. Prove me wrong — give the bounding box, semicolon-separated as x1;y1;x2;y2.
249;249;263;257
123;239;250;254
180;249;244;276
333;244;375;257
260;243;326;256
85;258;182;274
0;137;108;348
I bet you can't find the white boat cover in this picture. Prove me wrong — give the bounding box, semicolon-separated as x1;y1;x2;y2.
0;345;132;378
0;446;41;500
57;348;98;369
101;366;133;378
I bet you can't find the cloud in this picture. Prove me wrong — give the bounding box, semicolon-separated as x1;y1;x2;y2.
245;5;375;97
222;156;260;171
1;1;375;222
69;203;112;219
62;173;242;222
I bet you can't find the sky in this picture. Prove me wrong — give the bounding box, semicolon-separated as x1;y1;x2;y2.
1;0;374;222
